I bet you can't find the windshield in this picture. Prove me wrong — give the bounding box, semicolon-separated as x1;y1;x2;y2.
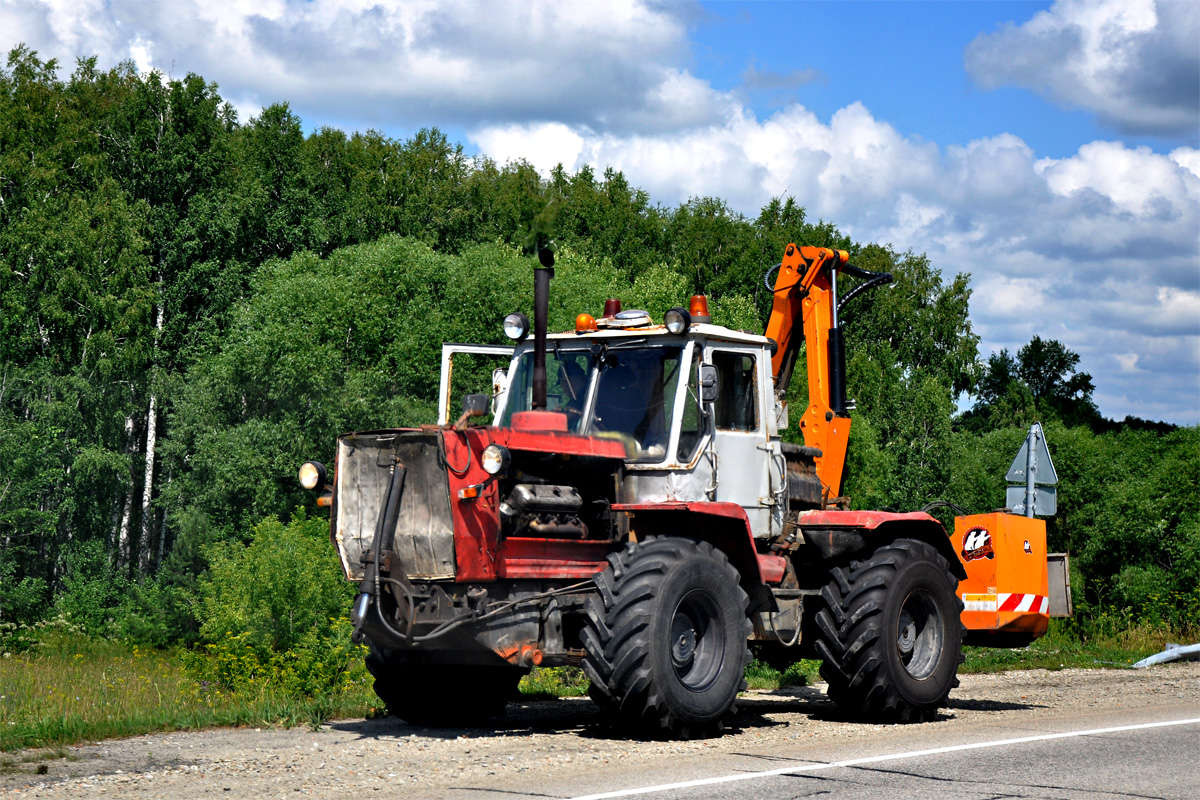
498;348;595;434
499;344;686;462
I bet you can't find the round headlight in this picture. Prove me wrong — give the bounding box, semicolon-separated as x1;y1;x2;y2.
664;306;691;335
481;444;511;475
299;461;327;490
503;312;530;341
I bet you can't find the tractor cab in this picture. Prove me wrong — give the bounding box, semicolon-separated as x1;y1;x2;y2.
442;300;793;541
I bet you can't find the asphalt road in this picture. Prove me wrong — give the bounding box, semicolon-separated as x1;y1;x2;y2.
532;708;1200;800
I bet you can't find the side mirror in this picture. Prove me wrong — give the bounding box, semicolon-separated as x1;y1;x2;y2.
461;393;489;417
491;368;509;416
700;364;718;403
491;368;509;396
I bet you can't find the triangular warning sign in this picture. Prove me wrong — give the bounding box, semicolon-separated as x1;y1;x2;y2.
1006;422;1058;485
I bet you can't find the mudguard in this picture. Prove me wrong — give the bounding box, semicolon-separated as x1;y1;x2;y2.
794;509;966;580
611;501;787;613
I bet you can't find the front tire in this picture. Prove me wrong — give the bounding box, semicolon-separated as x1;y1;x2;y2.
581;537;752;738
813;538;964;722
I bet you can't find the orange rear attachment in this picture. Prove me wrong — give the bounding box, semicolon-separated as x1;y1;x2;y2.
955;513;1050;645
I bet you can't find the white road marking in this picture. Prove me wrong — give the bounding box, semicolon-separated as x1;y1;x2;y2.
566;717;1200;800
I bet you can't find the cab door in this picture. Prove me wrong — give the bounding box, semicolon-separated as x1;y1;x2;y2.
707;347;774;537
437;344;515;425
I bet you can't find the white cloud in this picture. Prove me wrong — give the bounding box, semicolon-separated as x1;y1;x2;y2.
1171;146;1200;180
1039;141;1199;216
965;0;1200;138
469;105;1200;422
472;122;585;175
0;0;700;130
2;0;1196;423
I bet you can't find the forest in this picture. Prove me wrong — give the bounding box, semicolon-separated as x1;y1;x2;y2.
1;47;1196;660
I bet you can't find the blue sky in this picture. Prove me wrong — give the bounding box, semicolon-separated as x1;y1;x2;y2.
692;1;1186;157
2;0;1198;424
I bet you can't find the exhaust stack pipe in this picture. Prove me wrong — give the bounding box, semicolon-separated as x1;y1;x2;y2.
532;248;555;411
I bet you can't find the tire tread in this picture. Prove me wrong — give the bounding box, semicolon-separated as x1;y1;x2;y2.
581;537;752;738
815;538;964;723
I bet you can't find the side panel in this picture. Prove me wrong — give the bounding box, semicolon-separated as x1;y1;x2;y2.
441;428;503;582
499;539;613;580
955;513;1050;638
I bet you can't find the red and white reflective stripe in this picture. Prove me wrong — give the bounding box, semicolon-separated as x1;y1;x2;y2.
998;593;1048;613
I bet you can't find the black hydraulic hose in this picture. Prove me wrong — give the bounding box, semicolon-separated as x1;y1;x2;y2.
380;576;417;642
438;430;471;476
921;499;971;516
355;458;406;637
842;263;885;280
837;265;893;314
372;584;420;646
393;580;596;645
763;263;782;291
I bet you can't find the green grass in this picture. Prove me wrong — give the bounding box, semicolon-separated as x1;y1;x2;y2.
518;666;590;699
961;618;1193;673
745;659;823;690
0;632;376;752
3;616;1194;752
520;659;824;698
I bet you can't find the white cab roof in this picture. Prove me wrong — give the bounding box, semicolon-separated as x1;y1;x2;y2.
545;322;768;347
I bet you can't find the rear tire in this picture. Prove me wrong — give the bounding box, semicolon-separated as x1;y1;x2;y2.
581;537;752;738
366;647;523;726
813;538;964;722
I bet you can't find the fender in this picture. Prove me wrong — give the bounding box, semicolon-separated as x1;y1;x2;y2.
795;509;967;580
612;501;786;613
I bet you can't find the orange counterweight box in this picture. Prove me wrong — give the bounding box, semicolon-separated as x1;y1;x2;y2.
954;513;1053;646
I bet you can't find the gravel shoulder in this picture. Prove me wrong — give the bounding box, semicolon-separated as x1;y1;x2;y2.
3;662;1198;798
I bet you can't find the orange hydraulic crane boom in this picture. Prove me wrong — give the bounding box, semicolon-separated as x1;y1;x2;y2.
764;243;892;502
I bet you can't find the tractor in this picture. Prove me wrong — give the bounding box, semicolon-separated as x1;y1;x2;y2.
300;244;1070;737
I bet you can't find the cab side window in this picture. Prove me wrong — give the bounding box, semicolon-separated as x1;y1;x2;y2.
712;351;758;432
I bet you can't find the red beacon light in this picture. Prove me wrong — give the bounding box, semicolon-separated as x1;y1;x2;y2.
575;313;597;333
689;295;712;323
602;298;622;318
